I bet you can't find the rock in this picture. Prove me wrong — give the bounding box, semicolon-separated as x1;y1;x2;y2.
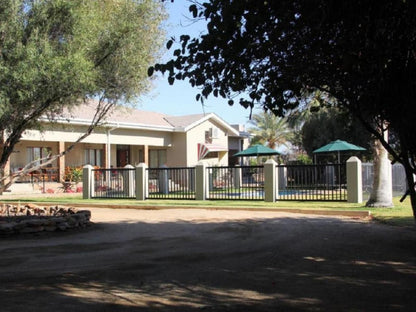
0;222;16;233
67;217;78;228
57;222;69;231
19;226;44;234
43;225;57;232
23;219;46;226
0;203;91;234
78;210;91;220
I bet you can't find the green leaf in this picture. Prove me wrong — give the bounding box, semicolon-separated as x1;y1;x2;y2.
166;39;173;50
147;66;154;77
189;4;198;18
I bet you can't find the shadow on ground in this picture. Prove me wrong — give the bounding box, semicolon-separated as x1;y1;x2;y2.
1;212;416;311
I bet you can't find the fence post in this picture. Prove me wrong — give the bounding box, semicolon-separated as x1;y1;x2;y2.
195;162;207;201
233;165;242;189
82;165;93;199
264;159;277;202
159;164;169;194
136;163;147;200
347;156;362;203
124;164;134;197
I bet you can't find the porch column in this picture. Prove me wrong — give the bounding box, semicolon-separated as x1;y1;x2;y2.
103;144;109;168
58;141;65;181
143;145;149;166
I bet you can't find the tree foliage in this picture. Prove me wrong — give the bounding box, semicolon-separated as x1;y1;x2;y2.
151;0;416;218
301;107;372;160
0;0;166;189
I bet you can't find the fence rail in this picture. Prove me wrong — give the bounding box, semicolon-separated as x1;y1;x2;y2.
146;167;195;200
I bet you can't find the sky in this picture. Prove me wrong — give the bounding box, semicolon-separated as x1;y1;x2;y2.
138;1;254;127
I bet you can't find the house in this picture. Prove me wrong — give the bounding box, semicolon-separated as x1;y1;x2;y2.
8;101;249;182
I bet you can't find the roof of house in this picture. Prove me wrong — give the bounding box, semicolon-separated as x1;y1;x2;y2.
46;100;240;135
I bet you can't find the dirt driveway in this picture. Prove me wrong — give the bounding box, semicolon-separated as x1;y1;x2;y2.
1;208;416;311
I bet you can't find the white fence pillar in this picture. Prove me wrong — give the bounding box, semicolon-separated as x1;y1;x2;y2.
195;162;207;201
135;163;147;200
233;166;242;189
347;156;363;203
82;165;93;199
264;159;277;202
124;164;135;197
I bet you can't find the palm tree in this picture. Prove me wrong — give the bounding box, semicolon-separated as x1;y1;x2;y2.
248;111;293;150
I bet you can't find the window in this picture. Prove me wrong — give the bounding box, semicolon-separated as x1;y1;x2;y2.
205;131;212;144
149;149;167;168
204;151;218;159
84;149;103;166
27;147;52;166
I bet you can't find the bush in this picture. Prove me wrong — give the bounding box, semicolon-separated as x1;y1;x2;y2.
63;166;83;183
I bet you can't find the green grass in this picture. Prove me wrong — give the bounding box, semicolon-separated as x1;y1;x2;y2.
2;194;415;227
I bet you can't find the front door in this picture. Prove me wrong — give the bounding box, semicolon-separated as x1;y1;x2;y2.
116;145;130;167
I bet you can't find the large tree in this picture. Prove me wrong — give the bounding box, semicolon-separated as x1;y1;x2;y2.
301;107;372;160
0;0;166;191
151;0;416;218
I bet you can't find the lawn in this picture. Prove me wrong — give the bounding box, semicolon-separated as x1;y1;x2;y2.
1;195;414;227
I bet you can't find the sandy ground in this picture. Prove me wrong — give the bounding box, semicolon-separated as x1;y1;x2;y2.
1;208;416;311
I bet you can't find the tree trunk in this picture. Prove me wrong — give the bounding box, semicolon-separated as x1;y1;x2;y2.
402;161;416;218
0;166;4;196
366;138;393;207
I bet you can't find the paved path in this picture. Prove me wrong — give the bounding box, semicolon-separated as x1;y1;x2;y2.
1;208;416;311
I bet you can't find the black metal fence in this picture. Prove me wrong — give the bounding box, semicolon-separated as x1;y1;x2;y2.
146;167;195;200
277;163;347;201
89;164;349;202
92;167;135;199
206;166;264;200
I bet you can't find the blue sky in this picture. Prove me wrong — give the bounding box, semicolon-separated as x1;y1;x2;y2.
138;1;254;126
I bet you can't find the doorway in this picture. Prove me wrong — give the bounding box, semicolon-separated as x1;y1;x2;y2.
116;145;130;167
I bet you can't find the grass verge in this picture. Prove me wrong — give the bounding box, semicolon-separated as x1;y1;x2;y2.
1;195;414;227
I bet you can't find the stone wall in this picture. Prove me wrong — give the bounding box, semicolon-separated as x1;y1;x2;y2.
0;204;91;235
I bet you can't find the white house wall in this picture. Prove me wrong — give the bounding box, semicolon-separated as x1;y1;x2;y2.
21;124;172;147
108;128;172;146
167;132;187;167
186;119;229;166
